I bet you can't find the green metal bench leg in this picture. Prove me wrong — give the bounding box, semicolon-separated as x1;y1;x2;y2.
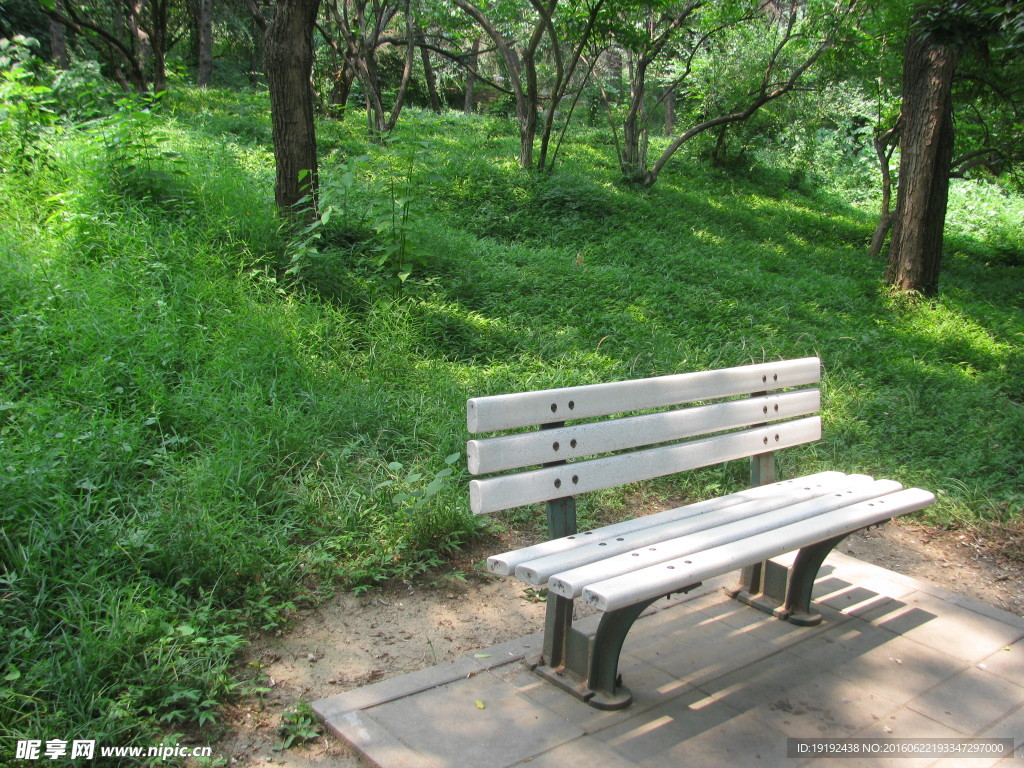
730;533;853;626
583;597;661;710
783;532;850;626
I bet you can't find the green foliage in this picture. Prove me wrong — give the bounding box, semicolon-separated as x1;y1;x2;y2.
276;702;321;751
91;93;186;206
0;36;55;172
287;134;446;297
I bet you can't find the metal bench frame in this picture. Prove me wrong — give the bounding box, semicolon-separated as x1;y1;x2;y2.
466;358;934;710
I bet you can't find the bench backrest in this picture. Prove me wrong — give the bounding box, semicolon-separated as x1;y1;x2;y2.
466;358;822;515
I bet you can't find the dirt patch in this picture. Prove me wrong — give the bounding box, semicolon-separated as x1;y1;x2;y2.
210;519;1024;767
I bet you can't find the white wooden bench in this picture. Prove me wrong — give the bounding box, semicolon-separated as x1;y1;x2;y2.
466;357;935;710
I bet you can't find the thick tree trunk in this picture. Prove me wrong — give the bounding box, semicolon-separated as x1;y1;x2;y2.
50;15;69;69
885;32;959;297
266;0;321;215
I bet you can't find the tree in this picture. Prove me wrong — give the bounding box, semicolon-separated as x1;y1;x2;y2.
325;0;417;135
189;0;213;86
265;0;321;214
884;2;1022;296
598;0;842;187
452;0;603;170
884;22;957;295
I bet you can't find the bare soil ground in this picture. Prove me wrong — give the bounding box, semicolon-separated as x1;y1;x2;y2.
209;518;1024;767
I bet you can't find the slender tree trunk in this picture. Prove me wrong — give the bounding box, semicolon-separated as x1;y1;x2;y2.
196;0;214;87
885;32;959;296
418;29;443;113
266;0;321;215
663;87;675;134
384;0;416;132
868;119;900;257
463;37;479;113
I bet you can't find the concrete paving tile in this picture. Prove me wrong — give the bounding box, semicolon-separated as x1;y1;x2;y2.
816;583;919;618
505;736;639;767
325;708;441;768
625;606;785;688
694;594;846;639
313;656;485;720
364;669;583;768
976;638;1024;688
592;686;755;765
693;647;903;738
972;699;1024;767
789;619;970;706
857;591;1024;663
818;706;972;768
497;653;692;735
905;666;1024;736
626;708;793;768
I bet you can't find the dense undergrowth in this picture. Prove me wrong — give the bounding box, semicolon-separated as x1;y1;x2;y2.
1;82;1022;761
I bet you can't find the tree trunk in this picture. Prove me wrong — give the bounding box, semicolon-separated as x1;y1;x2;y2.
50;15;69;69
885;32;959;297
418;29;442;113
868;119;900;258
196;0;214;87
663;87;675;134
266;0;321;215
463;37;479;114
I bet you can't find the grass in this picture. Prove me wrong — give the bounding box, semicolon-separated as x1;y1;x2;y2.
1;81;1022;760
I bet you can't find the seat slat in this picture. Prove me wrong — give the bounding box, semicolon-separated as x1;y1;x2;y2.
467;389;820;475
469;416;822;514
467;357;821;433
582;488;937;612
485;471;847;576
546;478;901;598
516;474;876;589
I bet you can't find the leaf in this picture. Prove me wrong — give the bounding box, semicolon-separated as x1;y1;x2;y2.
4;668;21;682
473;654;491;659
445;453;461;465
475;700;485;709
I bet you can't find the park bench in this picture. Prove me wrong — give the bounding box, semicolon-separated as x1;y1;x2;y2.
465;357;935;710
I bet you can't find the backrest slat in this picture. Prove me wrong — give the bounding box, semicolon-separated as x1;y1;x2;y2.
467;389;820;476
467;357;821;434
469;416;822;514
